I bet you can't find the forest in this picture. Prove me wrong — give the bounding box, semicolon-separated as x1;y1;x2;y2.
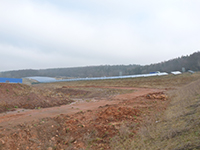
0;51;199;78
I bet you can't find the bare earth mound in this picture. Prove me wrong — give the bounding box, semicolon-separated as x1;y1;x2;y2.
0;83;168;150
0;83;74;113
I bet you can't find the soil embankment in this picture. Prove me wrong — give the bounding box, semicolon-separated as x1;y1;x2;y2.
0;83;168;150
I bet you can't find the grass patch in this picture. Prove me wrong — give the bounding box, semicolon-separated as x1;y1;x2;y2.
46;72;200;89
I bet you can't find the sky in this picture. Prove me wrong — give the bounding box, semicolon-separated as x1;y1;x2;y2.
0;0;200;72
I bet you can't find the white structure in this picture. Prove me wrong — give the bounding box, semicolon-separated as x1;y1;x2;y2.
171;71;182;75
188;70;194;74
25;72;169;83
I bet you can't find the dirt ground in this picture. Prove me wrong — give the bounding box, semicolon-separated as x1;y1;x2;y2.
0;80;170;150
0;83;134;113
0;83;74;113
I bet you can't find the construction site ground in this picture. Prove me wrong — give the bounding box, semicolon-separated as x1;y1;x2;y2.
0;74;198;150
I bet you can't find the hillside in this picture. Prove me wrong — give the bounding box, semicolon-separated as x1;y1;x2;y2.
0;73;200;149
137;51;200;74
0;51;200;78
0;65;139;78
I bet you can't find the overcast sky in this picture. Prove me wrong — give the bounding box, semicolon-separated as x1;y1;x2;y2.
0;0;200;71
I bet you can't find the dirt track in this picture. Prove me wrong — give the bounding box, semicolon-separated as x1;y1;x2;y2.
1;74;199;149
0;87;161;128
0;84;169;150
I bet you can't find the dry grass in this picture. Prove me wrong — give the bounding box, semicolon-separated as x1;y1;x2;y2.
1;73;200;149
44;72;200;150
43;72;200;89
110;124;133;150
110;78;200;150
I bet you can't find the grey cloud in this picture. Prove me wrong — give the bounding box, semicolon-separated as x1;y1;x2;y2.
0;0;200;71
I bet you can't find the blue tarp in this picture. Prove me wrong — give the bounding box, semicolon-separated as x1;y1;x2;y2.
0;78;22;83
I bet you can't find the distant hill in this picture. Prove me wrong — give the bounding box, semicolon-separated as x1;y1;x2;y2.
0;51;199;78
0;65;139;78
137;51;200;74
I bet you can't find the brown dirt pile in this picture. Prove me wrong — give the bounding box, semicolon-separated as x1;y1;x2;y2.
98;106;140;121
0;92;169;150
0;106;141;150
146;92;168;100
57;87;91;97
0;83;74;113
0;83;169;150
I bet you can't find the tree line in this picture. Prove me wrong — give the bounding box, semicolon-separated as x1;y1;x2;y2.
0;51;199;78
